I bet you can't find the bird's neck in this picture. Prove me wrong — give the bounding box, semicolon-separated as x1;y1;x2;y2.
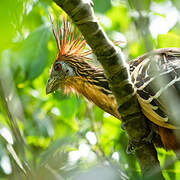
63;66;121;119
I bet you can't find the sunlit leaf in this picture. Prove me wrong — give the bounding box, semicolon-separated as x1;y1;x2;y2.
106;5;130;32
157;32;180;48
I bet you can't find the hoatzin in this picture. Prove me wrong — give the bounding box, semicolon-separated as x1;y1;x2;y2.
46;19;180;156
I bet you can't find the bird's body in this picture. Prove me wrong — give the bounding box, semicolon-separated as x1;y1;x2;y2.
46;19;180;155
130;48;180;152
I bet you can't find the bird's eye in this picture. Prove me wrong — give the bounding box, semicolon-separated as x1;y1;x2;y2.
54;63;61;72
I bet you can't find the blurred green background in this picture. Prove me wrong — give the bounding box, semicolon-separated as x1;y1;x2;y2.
0;0;180;179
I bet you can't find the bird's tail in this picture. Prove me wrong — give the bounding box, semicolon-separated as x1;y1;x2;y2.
159;127;180;159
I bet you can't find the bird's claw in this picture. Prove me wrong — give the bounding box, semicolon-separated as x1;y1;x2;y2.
126;142;135;154
126;131;154;154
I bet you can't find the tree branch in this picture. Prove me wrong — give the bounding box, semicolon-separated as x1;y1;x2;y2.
53;0;164;178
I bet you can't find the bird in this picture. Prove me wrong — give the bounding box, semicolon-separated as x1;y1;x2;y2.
46;18;180;156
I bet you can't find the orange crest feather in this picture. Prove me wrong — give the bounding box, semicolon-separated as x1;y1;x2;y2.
50;16;92;59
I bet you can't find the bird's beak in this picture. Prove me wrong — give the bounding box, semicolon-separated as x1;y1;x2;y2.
46;78;53;95
46;77;59;95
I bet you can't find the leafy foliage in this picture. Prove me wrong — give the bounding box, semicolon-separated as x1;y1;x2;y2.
0;0;180;179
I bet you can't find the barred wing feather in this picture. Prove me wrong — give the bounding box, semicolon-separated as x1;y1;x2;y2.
130;48;180;129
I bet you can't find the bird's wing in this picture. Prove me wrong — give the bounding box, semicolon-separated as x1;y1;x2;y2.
130;48;180;129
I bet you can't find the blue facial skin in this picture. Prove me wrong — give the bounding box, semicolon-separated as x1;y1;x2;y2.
46;61;75;94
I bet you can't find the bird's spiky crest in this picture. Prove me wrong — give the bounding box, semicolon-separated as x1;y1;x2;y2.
50;16;92;59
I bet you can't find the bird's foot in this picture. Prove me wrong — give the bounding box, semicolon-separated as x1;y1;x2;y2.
126;141;135;154
126;131;154;154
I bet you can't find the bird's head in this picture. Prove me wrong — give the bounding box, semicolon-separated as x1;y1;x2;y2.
46;58;75;94
46;17;92;95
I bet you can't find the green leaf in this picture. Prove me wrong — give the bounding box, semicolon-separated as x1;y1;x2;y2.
106;5;130;32
56;95;78;120
0;0;18;51
15;26;50;80
153;0;165;3
157;32;180;48
26;136;50;149
129;39;146;59
93;0;111;13
93;106;104;122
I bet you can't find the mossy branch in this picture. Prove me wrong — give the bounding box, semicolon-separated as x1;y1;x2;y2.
53;0;164;178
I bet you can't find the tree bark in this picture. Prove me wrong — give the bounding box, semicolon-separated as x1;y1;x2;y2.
53;0;164;179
